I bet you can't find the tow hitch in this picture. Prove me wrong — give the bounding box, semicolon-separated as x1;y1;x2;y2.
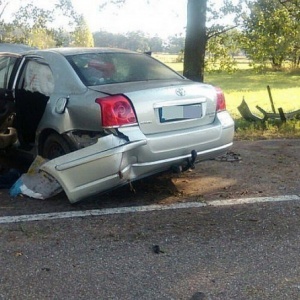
172;150;198;173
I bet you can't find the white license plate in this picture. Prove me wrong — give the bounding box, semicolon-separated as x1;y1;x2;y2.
159;104;202;123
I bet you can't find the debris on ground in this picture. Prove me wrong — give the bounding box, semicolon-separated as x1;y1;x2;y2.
238;85;300;123
152;245;165;254
238;99;263;122
215;151;242;162
9;155;62;200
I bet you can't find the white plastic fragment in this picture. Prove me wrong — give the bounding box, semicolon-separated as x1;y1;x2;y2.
10;155;62;199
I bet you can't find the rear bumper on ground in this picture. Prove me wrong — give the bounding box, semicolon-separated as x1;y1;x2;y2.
41;112;234;203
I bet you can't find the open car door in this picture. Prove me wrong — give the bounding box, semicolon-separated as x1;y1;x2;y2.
0;53;23;149
0;53;21;131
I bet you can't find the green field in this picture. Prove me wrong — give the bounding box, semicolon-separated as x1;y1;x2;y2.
205;71;300;119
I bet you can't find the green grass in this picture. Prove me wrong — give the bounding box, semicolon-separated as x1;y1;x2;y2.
209;69;300;140
205;70;300;119
153;53;300;140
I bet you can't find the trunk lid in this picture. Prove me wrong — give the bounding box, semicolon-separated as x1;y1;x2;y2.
91;80;217;134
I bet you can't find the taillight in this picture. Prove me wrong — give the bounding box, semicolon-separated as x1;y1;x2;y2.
215;87;226;112
95;95;137;128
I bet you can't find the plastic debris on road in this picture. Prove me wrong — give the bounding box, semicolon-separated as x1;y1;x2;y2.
10;155;62;199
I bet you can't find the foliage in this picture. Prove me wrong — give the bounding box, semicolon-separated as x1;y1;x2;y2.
93;30;184;53
183;0;244;82
240;0;300;69
164;35;185;54
0;0;9;20
94;30;148;51
0;0;94;48
95;0;244;82
12;3;54;30
27;28;56;49
279;0;300;19
234;118;300;140
72;16;94;47
205;29;240;73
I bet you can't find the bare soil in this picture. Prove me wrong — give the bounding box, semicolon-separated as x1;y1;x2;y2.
163;139;300;203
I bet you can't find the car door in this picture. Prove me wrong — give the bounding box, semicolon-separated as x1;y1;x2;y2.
0;53;21;130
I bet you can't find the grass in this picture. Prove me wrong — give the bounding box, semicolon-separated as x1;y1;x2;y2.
153;53;300;140
205;69;300;140
205;69;300;119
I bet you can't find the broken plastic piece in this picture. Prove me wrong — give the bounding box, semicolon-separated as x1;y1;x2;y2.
9;156;62;199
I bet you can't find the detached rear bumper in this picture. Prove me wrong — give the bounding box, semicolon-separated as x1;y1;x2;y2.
41;111;234;203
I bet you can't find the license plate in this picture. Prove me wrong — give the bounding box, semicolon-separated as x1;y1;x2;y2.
159;104;202;123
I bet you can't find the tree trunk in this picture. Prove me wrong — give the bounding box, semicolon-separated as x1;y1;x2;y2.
183;0;207;82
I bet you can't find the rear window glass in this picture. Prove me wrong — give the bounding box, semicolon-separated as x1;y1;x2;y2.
66;52;182;86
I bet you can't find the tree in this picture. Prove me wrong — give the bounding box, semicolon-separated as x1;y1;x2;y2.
54;0;93;47
123;31;149;51
183;0;207;82
0;0;10;20
278;0;300;19
72;16;94;47
164;35;185;54
149;36;164;52
278;0;300;67
241;0;300;69
27;28;56;49
93;30;164;52
9;3;55;46
0;0;94;48
97;0;242;82
183;0;242;81
205;29;241;73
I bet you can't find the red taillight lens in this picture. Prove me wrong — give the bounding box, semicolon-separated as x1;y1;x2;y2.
215;87;226;112
95;95;137;128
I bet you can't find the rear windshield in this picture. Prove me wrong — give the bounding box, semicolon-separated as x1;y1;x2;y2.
66;52;183;86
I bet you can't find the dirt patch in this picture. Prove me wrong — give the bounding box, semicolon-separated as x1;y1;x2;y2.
159;139;300;203
97;139;300;207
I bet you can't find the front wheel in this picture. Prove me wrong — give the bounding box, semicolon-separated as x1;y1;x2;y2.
41;133;74;159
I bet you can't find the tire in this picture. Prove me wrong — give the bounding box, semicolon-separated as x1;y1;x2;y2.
41;133;73;159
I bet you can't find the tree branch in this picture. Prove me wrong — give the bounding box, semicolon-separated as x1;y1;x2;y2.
207;25;238;40
0;1;9;19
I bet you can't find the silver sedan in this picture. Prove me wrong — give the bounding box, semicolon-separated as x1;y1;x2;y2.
0;47;234;203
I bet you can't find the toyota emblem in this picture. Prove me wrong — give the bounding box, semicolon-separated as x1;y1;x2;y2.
176;88;186;97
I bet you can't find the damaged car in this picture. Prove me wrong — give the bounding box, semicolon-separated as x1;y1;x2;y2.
0;46;234;203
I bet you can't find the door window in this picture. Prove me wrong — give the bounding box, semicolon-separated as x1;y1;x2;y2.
0;56;18;90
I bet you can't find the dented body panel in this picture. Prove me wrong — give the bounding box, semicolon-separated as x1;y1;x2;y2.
0;47;235;203
41;110;234;203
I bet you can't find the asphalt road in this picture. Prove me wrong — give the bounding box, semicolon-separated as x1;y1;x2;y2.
1;197;300;299
1;140;300;299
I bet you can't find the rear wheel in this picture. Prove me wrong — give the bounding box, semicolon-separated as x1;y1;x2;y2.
41;133;73;159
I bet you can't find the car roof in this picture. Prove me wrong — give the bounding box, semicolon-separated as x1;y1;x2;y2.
34;47;139;56
0;45;143;57
0;43;36;54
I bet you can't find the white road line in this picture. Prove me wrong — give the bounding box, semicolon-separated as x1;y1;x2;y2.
0;202;207;224
207;195;300;206
0;195;299;224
